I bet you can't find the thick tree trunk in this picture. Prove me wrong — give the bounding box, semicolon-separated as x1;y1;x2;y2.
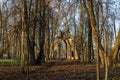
87;0;101;80
36;0;46;65
36;22;45;65
36;46;45;64
87;0;105;65
26;0;38;65
27;37;36;65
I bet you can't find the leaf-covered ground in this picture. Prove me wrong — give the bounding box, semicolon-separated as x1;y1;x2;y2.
0;59;120;80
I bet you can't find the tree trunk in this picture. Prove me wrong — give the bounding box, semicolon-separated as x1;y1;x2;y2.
36;0;46;65
0;7;3;58
20;0;27;71
27;0;38;65
103;29;108;80
88;17;92;63
79;0;84;61
46;2;50;60
87;0;105;65
27;38;36;65
111;31;120;66
87;0;101;79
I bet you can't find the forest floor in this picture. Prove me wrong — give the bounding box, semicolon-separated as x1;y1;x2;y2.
0;59;120;80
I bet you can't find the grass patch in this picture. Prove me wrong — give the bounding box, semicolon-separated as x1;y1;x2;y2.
0;59;21;66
